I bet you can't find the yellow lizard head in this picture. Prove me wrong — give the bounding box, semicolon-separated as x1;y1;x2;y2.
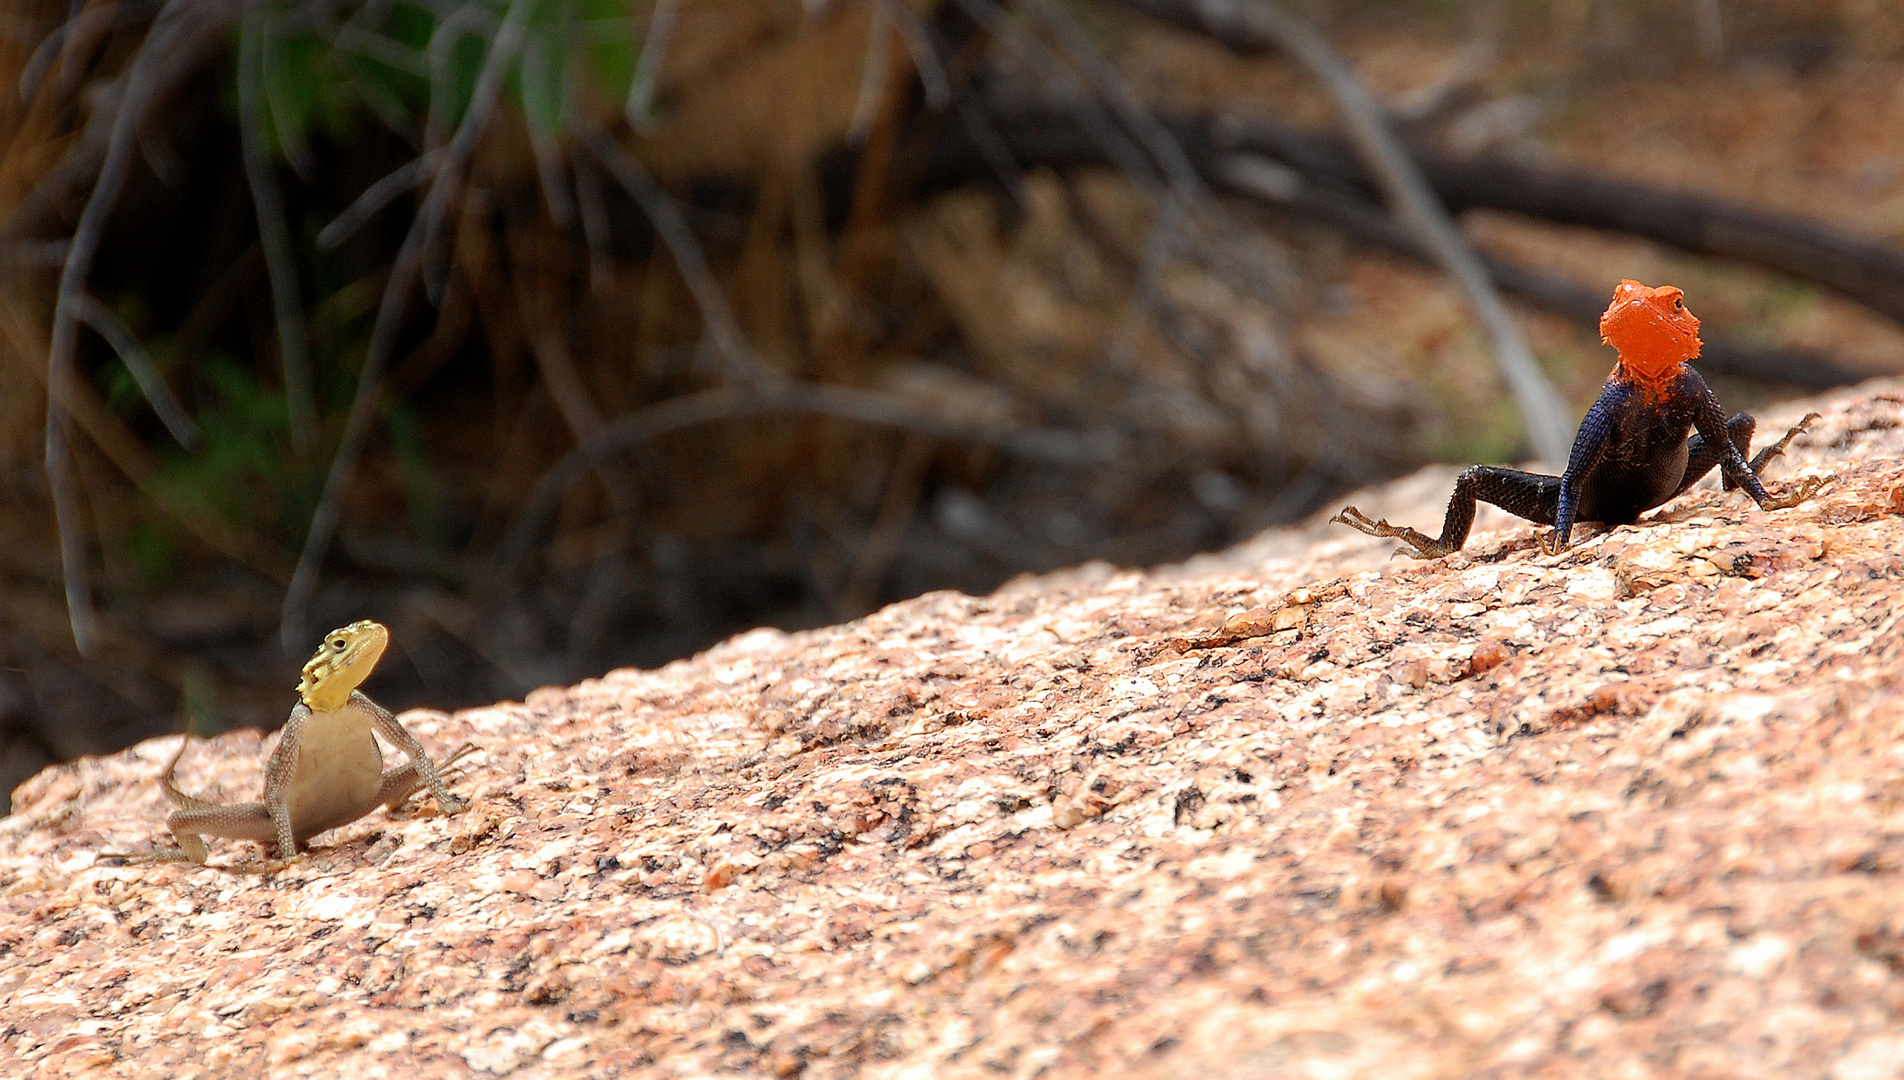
298;620;390;712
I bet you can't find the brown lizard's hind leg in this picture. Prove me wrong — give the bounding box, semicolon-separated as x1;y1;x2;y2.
1333;466;1560;559
103;736;273;864
161;801;277;863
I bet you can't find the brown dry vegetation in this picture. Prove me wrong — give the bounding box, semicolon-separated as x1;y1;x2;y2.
3;0;1904;801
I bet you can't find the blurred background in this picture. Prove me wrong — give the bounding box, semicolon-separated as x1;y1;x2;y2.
3;0;1902;797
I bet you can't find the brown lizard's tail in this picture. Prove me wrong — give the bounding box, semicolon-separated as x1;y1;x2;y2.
157;735;220;811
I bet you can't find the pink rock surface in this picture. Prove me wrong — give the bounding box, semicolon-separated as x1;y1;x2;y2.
4;381;1902;1079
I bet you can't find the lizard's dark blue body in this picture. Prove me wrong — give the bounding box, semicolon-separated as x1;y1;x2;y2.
1332;281;1826;558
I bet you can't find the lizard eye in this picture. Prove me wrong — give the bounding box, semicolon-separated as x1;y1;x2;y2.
1673;298;1684;310
331;638;347;651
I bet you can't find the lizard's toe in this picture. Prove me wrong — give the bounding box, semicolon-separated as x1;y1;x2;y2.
1764;473;1834;510
1330;506;1383;532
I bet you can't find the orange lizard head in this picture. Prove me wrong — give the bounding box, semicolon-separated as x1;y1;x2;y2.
1598;279;1702;385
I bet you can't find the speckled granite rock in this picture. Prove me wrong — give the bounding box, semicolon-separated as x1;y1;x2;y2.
4;381;1902;1079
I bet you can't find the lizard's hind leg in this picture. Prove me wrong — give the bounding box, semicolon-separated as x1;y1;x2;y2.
1333;466;1559;559
1747;411;1821;476
1682;411;1830;507
1751;411;1833;508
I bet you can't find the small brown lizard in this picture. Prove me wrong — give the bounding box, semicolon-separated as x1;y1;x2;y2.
109;620;474;865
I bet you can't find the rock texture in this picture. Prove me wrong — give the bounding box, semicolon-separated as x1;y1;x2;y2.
3;381;1902;1079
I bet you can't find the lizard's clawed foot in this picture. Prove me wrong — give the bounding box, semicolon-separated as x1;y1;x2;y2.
435;742;476;814
1749;412;1822;475
1330;506;1455;559
1761;472;1834;511
1536;531;1568;556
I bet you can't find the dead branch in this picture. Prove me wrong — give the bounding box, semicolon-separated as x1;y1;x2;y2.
1115;0;1904;330
847;1;892;143
573;157;613;297
496;383;1112;567
519;33;575;228
1210;114;1904;341
1215;154;1865;388
914;105;1880;388
69;294;197;448
583;131;773;386
1138;0;1570;460
316;150;444;250
1020;0;1211;207
948;0;1165;196
870;0;950;111
624;0;676;132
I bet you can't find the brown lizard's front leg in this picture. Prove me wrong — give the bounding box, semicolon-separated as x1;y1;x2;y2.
259;706;312;858
356;692;471;815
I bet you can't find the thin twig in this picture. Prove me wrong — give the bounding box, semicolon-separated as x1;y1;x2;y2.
837;431;934;618
4;296;282;576
422;0;518;304
1251;3;1569;460
953;95;1026;208
425;2;493;151
520;34;575;227
584;130;773;386
239;10;316;455
951;0;1229;373
870;0;950;110
1032;0;1294;308
1018;0;1211;206
46;0;137;101
944;0;1160;194
847;2;891;144
511;275;611;452
331;1;431;79
3;292;158;484
624;0;677;132
316;150;443;250
573;157;613;297
283;0;541;651
258;10;319;179
18;3;75;104
496;383;1108;566
330;8;429;144
70;294;197;449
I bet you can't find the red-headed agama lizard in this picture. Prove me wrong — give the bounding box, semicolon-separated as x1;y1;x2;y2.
1332;279;1832;558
